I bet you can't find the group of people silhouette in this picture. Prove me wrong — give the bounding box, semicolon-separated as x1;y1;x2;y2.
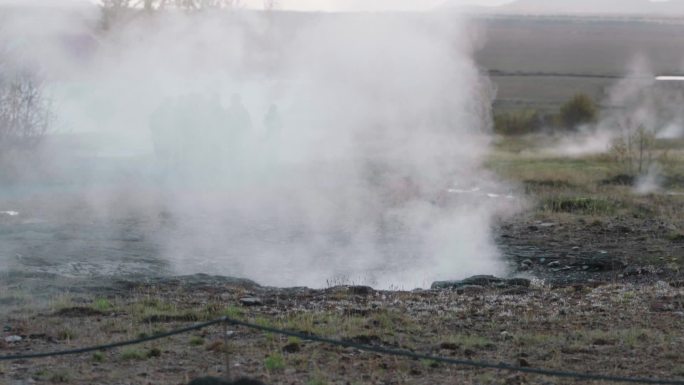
149;93;281;180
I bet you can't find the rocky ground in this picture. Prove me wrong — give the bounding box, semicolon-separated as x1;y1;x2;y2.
2;158;684;384
498;214;684;286
1;239;683;385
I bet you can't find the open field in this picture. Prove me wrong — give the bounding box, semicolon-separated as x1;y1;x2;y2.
473;16;684;110
490;135;684;277
1;134;683;385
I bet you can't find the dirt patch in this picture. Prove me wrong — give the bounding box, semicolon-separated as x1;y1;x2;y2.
53;307;106;317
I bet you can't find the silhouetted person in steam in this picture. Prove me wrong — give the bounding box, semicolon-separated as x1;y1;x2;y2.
222;93;252;180
263;103;281;139
261;103;282;166
150;97;183;177
227;93;252;135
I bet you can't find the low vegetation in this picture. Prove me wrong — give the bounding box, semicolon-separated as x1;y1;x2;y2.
0;279;682;384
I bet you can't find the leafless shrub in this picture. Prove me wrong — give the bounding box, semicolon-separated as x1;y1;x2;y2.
0;74;52;154
609;118;665;177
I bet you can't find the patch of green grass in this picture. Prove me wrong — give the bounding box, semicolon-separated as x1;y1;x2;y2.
264;353;285;371
421;359;439;368
541;196;621;215
49;370;71;383
56;329;76;341
189;336;205;346
445;334;494;350
92;351;105;362
224;305;244;319
515;333;554;346
120;348;147;361
92;298;113;312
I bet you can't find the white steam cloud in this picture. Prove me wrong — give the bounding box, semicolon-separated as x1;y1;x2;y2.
0;7;511;289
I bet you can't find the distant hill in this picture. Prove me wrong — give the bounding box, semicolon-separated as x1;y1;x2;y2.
447;0;684;16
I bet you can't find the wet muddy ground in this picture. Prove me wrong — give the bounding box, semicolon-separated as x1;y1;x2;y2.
1;201;683;294
1;195;683;385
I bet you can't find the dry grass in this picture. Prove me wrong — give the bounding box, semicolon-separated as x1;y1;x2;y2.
1;280;683;384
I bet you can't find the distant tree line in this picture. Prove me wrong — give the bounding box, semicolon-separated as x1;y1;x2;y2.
99;0;278;30
493;93;598;135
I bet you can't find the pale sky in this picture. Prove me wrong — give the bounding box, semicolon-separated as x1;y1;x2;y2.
0;0;515;11
273;0;514;12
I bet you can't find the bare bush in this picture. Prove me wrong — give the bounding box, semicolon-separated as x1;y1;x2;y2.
0;74;52;154
610;118;665;176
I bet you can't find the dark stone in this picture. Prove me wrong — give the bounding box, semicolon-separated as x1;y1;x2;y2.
282;342;301;353
456;285;485;295
344;308;371;317
571;254;626;272
239;297;263;307
506;278;531;288
518;358;530;367
600;174;635;186
53;307;105;317
142;313;199;323
348;286;374;295
501;287;532;296
344;335;383;346
188;377;266;385
622;266;648;277
432;276;531;290
592;338;613;346
439;342;459;351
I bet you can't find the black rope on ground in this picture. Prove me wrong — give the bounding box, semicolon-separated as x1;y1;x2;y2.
224;318;684;385
1;316;683;385
0;318;225;361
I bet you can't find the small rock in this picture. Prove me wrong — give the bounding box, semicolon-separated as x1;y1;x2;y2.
548;261;561;268
3;325;11;332
501;287;531;296
650;301;674;312
239;297;263;307
4;335;22;343
518;358;530;367
500;331;513;340
282;342;301;353
521;259;533;267
505;374;526;385
507;278;531;287
456;285;485;295
348;286;374;295
439;342;459;351
623;266;647;277
592;338;612;346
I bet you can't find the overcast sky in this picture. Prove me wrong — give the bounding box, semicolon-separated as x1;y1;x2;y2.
273;0;514;11
3;0;676;12
0;0;515;11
